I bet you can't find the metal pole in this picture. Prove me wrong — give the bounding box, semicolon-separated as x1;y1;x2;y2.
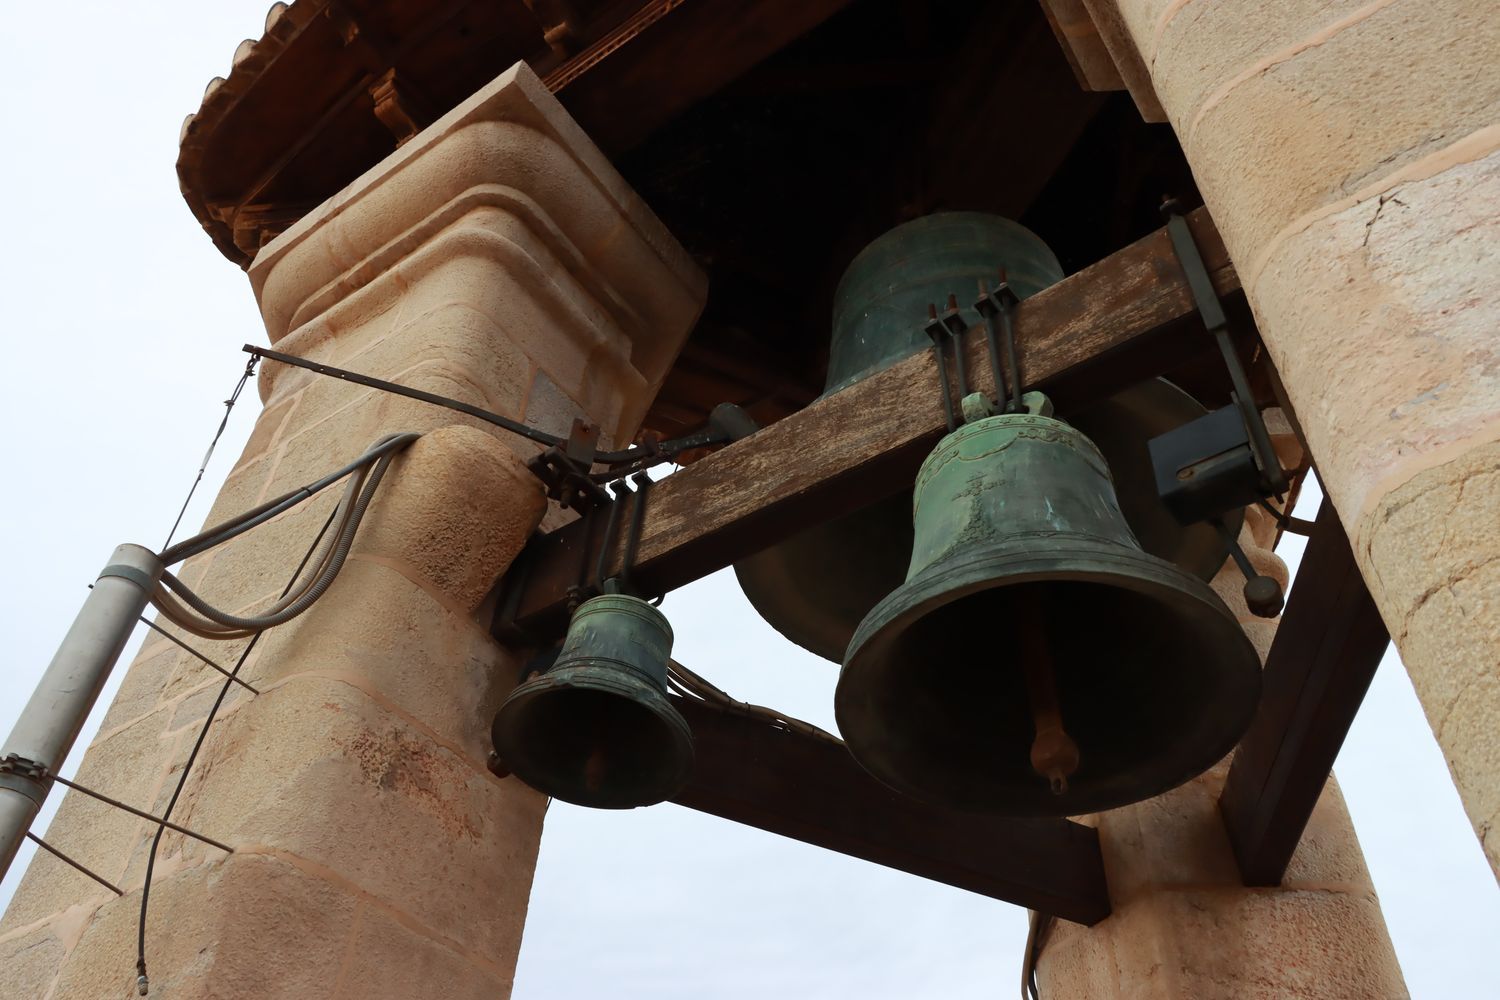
0;544;162;882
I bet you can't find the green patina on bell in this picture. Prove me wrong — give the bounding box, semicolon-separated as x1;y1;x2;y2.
492;593;693;809
734;212;1239;663
825;212;1066;394
835;406;1262;817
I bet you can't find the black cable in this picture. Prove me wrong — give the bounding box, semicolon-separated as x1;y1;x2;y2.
243;344;731;468
135;504;340;996
161;359;257;551
160;433;415;566
154;438;409;636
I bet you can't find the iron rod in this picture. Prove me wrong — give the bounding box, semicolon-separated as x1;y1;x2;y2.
50;775;233;854
977;281;1009;414
925;306;958;433
135;617;259;694
26;832;124;896
1001;288;1022;413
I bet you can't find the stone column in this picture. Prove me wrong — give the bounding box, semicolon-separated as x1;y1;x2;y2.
1089;0;1500;874
1038;505;1408;998
0;63;705;999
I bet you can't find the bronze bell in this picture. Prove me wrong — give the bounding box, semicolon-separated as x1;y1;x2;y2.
492;594;693;809
734;213;1238;663
835;404;1262;817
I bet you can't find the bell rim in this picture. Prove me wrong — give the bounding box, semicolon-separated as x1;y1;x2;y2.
493;665;695;810
836;539;1263;816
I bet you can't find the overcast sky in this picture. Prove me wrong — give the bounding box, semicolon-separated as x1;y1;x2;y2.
2;5;1495;998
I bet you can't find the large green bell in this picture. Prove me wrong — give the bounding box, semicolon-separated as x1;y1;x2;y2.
835;408;1261;816
492;594;693;809
733;213;1237;663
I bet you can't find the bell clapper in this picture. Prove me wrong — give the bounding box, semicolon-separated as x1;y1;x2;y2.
1017;594;1080;796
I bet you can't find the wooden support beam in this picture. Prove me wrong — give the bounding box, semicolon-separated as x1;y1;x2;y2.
1219;498;1389;885
670;694;1111;924
495;207;1236;640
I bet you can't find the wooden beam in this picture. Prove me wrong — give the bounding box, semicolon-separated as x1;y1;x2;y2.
1219;499;1389;885
670;694;1111;924
495;207;1236;640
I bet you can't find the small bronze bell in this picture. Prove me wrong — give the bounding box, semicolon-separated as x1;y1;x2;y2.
492;594;693;809
835;405;1262;817
734;212;1237;663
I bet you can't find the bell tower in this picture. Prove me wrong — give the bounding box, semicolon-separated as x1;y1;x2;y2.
5;0;1494;996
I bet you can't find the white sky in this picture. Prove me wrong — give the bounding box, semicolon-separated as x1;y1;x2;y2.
0;5;1495;998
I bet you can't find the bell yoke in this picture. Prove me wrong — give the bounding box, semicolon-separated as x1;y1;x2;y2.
492;211;1262;818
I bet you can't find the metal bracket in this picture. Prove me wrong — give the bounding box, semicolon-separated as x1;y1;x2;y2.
926;281;1024;430
526;419;611;511
924;303;962;433
0;754;50;805
1161;202;1286;496
975;271;1023;414
1150;202;1288;533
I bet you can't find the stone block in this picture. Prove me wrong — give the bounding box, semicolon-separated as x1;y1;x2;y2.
1150;0;1378;135
1252;146;1500;526
254;369;505;500
1429;667;1499;871
159;632;258;707
350;424;546;614
47;852;356;1000
165;676;546;960
163;487;342;619
1132;887;1404;999
0;921;67;1000
1;711;171;933
166;678;250;736
1186;0;1500;271
333;900;516;1000
1093;767;1243;906
96;642;178;734
235;391;300;470
270;291;534;433
244;557;522;754
1111;0;1174;60
1035;916;1122;999
1281;776;1380;889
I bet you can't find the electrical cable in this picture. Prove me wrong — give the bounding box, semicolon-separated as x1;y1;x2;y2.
148;433;416;638
160;432;415;566
244;344;736;468
160;359;257;551
1020;909;1054;1000
135;503;341;996
666;660;843;747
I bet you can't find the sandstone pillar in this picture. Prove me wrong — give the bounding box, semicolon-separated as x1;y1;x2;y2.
1038;506;1408;998
0;63;705;998
1090;0;1500;874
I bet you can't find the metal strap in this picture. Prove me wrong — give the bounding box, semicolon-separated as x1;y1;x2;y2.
98;563;157;592
1163;209;1287;495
